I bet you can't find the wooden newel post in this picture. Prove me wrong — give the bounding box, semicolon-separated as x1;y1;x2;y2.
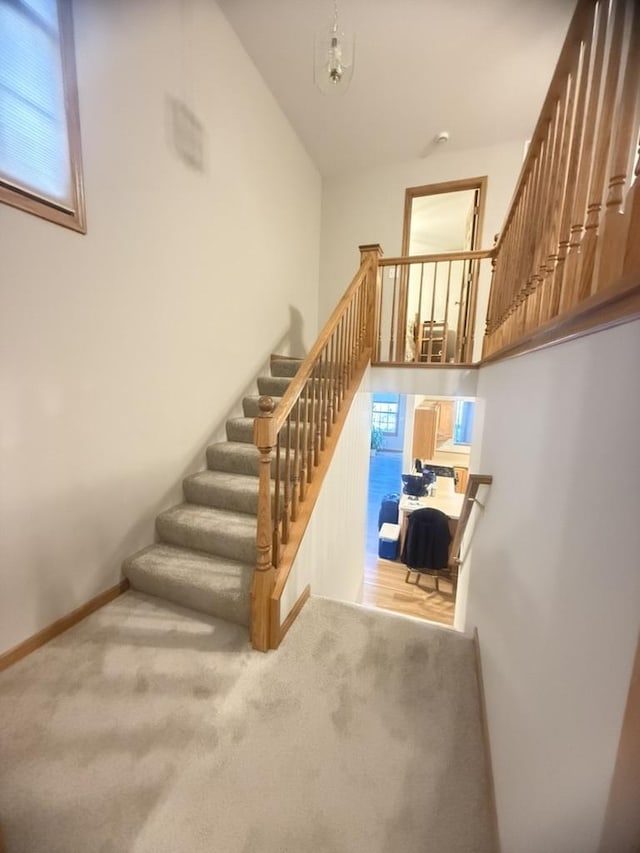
359;244;383;352
251;395;276;652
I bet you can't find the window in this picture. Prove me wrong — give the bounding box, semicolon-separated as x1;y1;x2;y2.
0;0;85;230
454;400;474;446
372;397;399;436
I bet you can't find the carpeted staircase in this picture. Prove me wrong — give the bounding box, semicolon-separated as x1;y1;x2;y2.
122;357;303;627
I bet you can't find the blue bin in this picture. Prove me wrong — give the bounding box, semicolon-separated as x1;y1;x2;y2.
378;522;401;560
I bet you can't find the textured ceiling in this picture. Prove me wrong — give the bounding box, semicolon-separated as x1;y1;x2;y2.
217;0;577;177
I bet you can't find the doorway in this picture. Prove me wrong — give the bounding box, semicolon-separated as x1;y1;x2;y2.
396;176;487;363
363;392;477;627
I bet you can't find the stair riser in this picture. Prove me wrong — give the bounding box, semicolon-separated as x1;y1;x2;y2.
156;517;256;564
257;376;332;397
183;478;259;514
124;562;250;626
270;360;334;379
226;419;314;446
270;359;302;378
206;446;289;478
183;478;284;515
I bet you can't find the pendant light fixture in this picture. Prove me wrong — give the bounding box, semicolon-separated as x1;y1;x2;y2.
314;0;355;95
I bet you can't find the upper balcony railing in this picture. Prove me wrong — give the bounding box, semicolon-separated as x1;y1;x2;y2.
374;250;492;366
484;0;640;358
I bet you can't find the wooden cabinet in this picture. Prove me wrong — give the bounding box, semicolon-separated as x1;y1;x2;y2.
436;401;455;443
454;466;469;494
412;404;439;460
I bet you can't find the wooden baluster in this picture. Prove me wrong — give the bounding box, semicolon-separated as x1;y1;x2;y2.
523;144;548;336
530;106;561;329
359;244;383;353
426;262;438;362
307;361;316;481
413;262;425;363
282;413;291;544
443;260;454;360
327;331;336;433
623;143;640;275
375;266;383;361
272;430;281;567
251;395;276;652
552;10;596;317
335;316;342;410
313;358;321;468
320;346;328;450
465;257;482;361
335;316;343;409
484;242;499;356
562;0;610;310
540;69;576;324
388;265;398;361
598;0;640;289
508;183;529;332
341;308;349;399
525;116;555;334
346;301;354;382
576;0;626;301
299;381;308;500
357;282;365;356
291;397;301;522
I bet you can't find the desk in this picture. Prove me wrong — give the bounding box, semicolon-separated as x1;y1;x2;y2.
398;486;464;558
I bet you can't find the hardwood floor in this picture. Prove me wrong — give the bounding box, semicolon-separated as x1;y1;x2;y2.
363;449;456;627
362;556;455;626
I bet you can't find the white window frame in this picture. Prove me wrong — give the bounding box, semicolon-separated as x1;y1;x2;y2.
0;0;86;231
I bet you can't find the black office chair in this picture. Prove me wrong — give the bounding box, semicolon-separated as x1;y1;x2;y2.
401;507;452;592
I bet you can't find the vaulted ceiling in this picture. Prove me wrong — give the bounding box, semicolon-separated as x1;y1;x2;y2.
217;0;577;177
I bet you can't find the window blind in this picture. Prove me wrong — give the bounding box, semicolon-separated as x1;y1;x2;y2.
0;0;72;209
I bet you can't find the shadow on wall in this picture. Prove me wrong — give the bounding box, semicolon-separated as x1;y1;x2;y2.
287;305;306;358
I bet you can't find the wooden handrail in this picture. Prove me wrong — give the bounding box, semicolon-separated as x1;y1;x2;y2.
485;0;640;359
449;474;493;575
250;244;382;650
380;249;493;266
273;261;371;434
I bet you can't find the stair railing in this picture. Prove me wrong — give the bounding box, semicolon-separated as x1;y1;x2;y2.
375;250;492;365
251;244;382;650
448;474;493;591
484;0;640;358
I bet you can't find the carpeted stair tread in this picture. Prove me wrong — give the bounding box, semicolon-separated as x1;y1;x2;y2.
157;503;257;563
183;469;262;513
122;544;251;625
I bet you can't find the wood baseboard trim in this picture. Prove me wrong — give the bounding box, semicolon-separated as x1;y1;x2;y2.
276;585;311;649
473;627;501;853
0;579;130;673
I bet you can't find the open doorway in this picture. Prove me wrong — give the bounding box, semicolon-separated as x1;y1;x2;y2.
363;392;476;627
391;176;486;363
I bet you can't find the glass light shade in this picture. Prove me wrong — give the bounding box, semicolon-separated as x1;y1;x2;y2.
314;26;355;95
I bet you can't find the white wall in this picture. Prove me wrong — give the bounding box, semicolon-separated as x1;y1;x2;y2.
0;0;321;654
280;370;371;622
464;320;640;852
319;140;524;356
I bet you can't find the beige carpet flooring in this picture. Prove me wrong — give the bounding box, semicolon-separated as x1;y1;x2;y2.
0;592;496;852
